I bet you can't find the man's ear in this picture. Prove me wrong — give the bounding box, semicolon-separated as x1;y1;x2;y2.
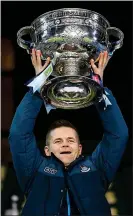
44;145;51;156
79;144;82;155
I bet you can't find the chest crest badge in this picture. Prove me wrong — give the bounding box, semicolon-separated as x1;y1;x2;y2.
80;165;91;173
44;167;57;175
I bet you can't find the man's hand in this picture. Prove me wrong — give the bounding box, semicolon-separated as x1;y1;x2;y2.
90;51;110;81
31;49;51;75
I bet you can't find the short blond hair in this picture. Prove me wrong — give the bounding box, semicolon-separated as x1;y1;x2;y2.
45;119;80;146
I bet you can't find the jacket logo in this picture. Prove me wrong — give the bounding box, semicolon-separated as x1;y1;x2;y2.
80;166;90;172
44;167;57;175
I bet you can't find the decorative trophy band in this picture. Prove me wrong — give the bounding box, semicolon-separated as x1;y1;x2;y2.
17;8;124;109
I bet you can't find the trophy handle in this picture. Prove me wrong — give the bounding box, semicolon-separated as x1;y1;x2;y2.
17;26;36;53
106;27;124;56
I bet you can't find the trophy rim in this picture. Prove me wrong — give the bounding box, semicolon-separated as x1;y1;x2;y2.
31;8;110;28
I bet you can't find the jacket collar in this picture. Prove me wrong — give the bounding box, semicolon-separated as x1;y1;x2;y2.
50;153;85;171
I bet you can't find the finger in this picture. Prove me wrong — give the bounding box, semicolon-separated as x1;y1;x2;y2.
42;57;51;71
90;59;98;74
31;48;37;65
94;56;100;64
103;51;108;66
98;52;104;68
36;50;42;66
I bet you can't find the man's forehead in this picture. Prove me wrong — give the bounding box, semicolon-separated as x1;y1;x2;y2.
50;127;77;139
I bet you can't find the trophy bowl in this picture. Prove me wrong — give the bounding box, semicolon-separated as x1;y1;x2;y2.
40;75;103;109
17;8;124;109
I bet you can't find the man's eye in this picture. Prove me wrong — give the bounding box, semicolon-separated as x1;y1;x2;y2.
69;139;75;143
55;140;61;144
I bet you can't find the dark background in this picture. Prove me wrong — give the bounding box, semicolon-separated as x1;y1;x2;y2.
1;1;132;215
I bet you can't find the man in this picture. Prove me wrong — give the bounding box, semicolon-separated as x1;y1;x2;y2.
9;49;128;216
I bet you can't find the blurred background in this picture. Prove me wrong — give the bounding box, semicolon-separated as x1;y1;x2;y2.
1;1;132;215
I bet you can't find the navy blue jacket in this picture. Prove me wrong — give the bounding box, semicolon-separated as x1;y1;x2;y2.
9;88;128;216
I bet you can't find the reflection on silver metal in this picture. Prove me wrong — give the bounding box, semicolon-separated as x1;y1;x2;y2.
40;76;103;109
17;8;124;109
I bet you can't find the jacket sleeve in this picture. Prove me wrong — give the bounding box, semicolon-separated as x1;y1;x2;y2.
91;87;129;184
8;89;44;193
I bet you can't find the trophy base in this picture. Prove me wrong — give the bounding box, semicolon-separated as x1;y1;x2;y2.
40;76;103;109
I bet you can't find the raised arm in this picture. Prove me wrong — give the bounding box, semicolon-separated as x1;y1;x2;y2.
90;52;128;184
9;90;44;192
9;50;51;193
91;88;128;184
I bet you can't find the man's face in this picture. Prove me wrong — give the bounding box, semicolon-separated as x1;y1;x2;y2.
44;127;82;166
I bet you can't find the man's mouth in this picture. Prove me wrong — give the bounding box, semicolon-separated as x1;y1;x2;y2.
60;151;72;154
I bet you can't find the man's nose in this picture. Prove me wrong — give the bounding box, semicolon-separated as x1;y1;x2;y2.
62;141;69;147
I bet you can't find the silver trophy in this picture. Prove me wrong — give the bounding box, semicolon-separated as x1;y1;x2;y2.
17;8;124;109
